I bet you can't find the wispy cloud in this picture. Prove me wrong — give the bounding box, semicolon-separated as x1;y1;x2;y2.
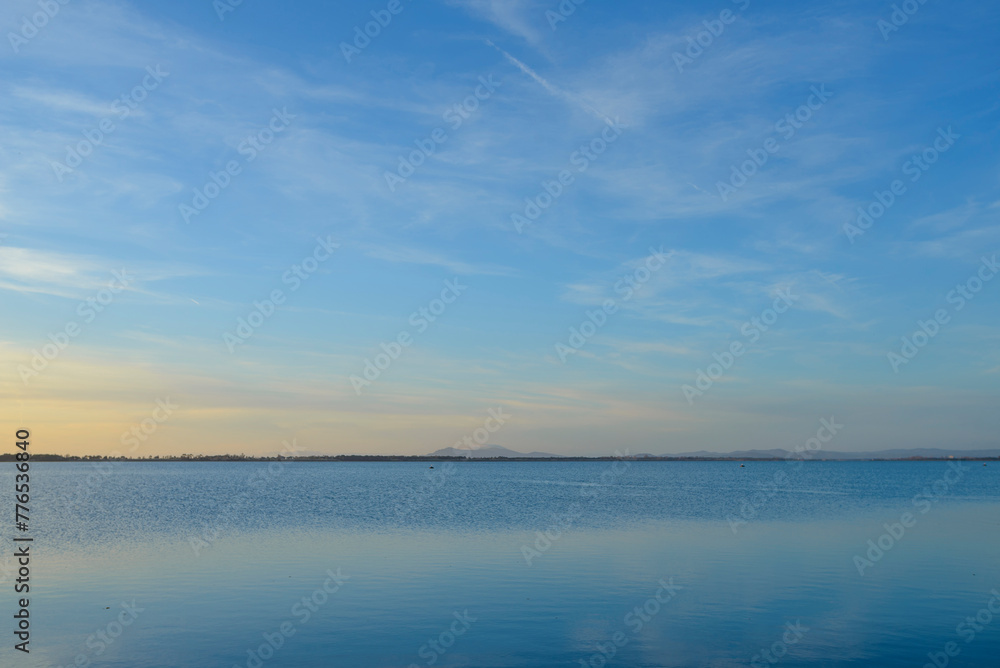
449;0;544;44
362;244;518;276
0;247;111;294
11;86;112;116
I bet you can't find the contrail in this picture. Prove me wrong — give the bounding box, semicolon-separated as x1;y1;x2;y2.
485;39;614;126
687;182;714;198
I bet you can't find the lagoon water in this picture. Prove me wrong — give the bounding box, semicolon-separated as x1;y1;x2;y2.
2;461;999;667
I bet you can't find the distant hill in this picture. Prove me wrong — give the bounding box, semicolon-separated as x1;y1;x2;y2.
671;448;1000;460
427;444;563;459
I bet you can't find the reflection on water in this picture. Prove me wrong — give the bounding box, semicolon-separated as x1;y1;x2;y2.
2;461;998;667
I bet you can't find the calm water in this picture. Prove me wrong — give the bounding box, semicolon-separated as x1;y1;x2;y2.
2;461;999;667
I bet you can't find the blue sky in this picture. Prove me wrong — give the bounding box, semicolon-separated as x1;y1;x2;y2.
1;0;998;456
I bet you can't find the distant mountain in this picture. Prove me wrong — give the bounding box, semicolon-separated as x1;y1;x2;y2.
671;448;1000;460
427;444;564;459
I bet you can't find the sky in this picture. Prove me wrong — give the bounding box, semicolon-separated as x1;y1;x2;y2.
1;0;998;457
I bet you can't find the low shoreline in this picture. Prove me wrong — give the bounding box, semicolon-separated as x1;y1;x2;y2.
3;454;997;463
